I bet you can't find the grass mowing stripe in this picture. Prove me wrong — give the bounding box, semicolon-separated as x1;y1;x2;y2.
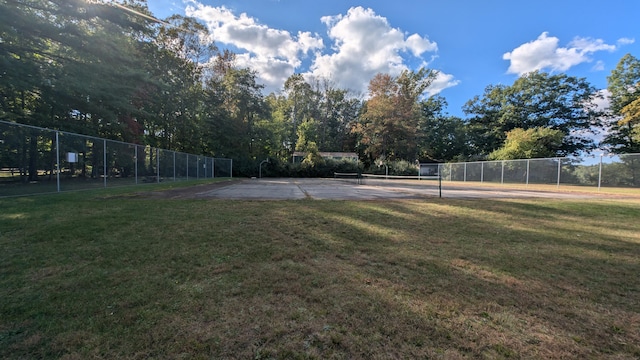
1;191;639;359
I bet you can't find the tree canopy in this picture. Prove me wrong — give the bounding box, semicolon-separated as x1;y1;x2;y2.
354;68;437;163
488;127;564;160
464;71;602;158
2;1;636;176
603;54;640;153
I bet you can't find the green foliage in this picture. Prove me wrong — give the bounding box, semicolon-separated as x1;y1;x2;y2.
1;0;157;136
417;96;470;161
366;159;419;176
261;158;362;178
284;74;361;155
295;118;324;167
488;127;564;160
604;54;640;153
607;54;640;114
464;71;602;157
5;2;636;176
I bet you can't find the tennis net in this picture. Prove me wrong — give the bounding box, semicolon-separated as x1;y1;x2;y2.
359;173;442;197
360;174;430;185
333;172;442;196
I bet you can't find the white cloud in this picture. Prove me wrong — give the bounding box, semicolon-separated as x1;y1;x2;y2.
592;89;611;112
592;60;605;72
427;72;461;97
617;37;635;46
185;2;323;91
503;32;619;75
186;3;455;96
307;6;446;95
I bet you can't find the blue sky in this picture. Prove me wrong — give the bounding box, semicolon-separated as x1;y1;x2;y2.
147;0;638;117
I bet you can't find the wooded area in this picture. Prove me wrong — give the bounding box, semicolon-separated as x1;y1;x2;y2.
2;0;639;176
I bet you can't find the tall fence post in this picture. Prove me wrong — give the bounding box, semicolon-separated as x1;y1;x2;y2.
203;157;206;178
56;131;61;193
501;161;505;184
156;148;160;183
598;154;603;191
103;139;107;188
135;145;138;184
464;163;467;182
481;162;484;183
526;159;530;186
557;158;561;187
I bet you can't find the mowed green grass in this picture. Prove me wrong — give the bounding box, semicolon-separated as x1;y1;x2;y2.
1;185;639;359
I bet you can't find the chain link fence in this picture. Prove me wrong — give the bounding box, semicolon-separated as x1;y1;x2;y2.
439;154;640;189
0;120;233;197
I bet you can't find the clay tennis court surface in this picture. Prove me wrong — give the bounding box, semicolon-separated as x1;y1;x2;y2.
141;178;631;200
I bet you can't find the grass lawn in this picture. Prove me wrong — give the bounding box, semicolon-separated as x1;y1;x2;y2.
1;184;639;359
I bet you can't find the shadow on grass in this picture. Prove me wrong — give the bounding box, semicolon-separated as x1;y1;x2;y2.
0;196;639;359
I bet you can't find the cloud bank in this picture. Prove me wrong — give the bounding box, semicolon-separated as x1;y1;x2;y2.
185;3;324;91
185;3;457;96
503;32;633;75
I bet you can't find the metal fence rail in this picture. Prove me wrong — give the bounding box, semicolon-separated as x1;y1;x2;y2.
439;154;640;189
0;120;232;197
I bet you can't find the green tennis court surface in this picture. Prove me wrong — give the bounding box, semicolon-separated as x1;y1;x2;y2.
190;178;607;200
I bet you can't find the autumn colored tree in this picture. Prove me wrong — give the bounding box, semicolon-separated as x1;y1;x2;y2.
354;68;437;163
603;54;640;153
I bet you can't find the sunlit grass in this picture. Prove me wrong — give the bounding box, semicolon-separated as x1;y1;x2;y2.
443;179;640;196
1;189;639;359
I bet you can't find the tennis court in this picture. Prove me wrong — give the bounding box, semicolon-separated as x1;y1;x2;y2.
186;177;608;200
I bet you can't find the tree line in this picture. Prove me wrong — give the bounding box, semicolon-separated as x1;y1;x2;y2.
2;0;639;177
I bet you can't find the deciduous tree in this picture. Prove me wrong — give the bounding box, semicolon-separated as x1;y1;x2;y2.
488;127;564;160
354;68;437;163
464;71;602;157
417;96;469;161
603;54;640;153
